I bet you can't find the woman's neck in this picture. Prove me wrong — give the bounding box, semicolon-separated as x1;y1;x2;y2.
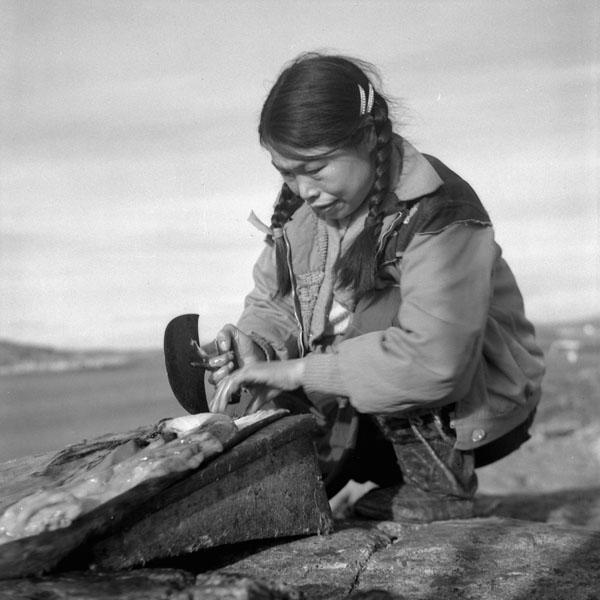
328;135;403;230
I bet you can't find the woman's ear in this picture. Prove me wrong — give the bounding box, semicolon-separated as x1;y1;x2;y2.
364;122;378;153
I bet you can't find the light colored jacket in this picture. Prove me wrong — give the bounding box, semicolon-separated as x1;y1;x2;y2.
238;140;544;450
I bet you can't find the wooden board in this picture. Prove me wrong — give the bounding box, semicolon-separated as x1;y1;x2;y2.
87;414;333;570
0;414;332;579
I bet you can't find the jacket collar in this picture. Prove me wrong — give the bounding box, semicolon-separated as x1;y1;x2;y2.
393;137;443;201
378;137;442;239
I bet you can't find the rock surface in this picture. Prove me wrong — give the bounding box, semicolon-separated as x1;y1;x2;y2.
0;569;301;600
357;519;600;599
2;517;600;599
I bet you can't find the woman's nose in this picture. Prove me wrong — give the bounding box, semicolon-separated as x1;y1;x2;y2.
296;176;319;202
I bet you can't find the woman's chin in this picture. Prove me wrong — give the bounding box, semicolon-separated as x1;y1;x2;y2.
311;200;347;219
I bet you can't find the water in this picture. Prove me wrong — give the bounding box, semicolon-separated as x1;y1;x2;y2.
0;352;187;461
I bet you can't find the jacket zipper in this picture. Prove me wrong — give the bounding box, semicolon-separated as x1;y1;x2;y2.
283;206;409;357
283;229;306;357
376;206;410;258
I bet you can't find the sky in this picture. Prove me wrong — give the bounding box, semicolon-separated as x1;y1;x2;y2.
1;0;598;349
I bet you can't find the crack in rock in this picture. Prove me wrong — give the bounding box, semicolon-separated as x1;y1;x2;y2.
346;527;395;598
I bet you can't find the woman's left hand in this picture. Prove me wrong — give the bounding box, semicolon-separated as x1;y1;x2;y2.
210;359;306;414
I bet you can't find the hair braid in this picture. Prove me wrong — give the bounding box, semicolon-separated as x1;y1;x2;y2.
270;184;303;296
258;53;400;300
336;92;395;299
364;99;394;238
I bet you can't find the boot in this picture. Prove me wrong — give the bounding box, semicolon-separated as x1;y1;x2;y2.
354;411;477;523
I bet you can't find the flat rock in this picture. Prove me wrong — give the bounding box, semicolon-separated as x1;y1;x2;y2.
0;570;300;600
218;526;390;599
215;517;600;599
359;518;600;599
0;569;194;600
2;517;600;598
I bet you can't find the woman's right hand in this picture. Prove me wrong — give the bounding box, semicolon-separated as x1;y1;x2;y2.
204;324;266;388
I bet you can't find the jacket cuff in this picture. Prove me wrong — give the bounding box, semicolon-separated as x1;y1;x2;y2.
302;352;348;398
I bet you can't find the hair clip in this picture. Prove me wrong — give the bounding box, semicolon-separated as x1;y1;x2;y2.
358;83;366;115
357;82;374;116
366;82;374;114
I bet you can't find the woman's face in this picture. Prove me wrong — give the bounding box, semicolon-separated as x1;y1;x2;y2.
267;138;375;221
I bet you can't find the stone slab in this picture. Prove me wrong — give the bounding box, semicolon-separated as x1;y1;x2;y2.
0;570;301;600
218;525;390;599
358;517;600;599
2;517;600;599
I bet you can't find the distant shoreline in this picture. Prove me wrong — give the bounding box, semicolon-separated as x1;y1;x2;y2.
0;355;134;377
1;315;598;377
0;339;163;377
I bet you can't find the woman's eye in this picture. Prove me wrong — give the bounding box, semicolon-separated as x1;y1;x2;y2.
305;166;324;176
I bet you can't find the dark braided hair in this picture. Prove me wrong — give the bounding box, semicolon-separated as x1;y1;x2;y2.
336;91;395;296
259;53;399;299
270;183;303;296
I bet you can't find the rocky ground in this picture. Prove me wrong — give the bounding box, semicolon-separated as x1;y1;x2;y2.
475;319;600;529
1;318;599;599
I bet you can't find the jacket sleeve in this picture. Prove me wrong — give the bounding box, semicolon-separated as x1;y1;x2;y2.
236;242;302;360
302;222;496;413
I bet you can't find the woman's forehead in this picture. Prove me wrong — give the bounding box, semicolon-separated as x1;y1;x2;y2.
267;144;342;169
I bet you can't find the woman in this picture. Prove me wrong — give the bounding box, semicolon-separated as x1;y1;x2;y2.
197;53;544;522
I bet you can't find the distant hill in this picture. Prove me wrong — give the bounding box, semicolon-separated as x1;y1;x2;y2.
1;316;597;377
0;339;135;376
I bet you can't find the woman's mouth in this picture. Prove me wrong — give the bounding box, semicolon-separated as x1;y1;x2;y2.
312;199;339;212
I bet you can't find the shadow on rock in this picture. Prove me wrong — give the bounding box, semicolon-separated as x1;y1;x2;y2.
349;590;406;599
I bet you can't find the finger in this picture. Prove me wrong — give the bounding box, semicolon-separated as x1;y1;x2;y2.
207;361;235;385
212;376;241;413
211;375;228;412
191;339;210;360
208;384;223;412
193;351;234;370
189;340;212;369
216;324;236;353
207;351;235;370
